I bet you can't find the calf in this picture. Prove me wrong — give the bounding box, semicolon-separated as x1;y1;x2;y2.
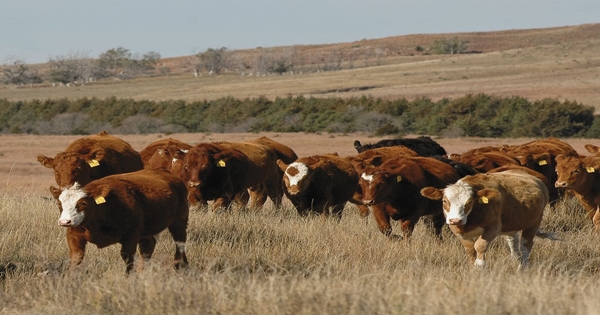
51;169;189;273
277;154;358;219
421;170;549;268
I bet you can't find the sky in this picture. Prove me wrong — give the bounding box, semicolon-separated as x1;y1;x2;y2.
2;0;599;64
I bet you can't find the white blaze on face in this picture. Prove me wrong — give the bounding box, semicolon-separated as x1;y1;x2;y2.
442;180;474;225
285;162;309;194
58;183;88;227
361;173;374;183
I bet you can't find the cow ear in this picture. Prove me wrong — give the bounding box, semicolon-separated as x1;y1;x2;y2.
37;155;54;168
91;184;111;205
49;185;62;199
583;157;600;173
420;187;443;200
477;189;498;204
584;144;600;155
276;159;288;172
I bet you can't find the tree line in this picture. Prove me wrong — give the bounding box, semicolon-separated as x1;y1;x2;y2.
1;37;471;86
0;93;597;138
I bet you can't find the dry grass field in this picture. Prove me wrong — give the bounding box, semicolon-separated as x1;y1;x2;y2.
1;133;600;314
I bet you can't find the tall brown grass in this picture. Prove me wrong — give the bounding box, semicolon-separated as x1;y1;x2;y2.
1;133;599;314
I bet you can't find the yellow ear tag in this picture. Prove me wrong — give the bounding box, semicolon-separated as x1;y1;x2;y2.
538;160;548;166
586;167;595;173
479;196;489;204
87;159;100;167
94;196;106;204
217;159;226;167
396;175;402;182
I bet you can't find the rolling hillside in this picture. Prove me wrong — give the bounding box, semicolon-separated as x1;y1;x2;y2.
1;23;599;110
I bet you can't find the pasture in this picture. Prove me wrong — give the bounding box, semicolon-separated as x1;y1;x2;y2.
1;132;600;314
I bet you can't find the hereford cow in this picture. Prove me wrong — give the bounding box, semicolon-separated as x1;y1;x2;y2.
140;138;192;174
421;170;549;269
50;169;189;273
277;154;358;218
353;136;447;156
37;131;143;188
554;154;600;232
181;141;283;209
359;157;460;238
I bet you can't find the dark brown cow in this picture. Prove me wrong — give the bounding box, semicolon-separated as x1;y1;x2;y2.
359;157;460;238
277;154;358;219
140;138;192;174
345;146;419;217
50;169;189;273
180;141;283;209
554;154;600;232
421;170;549;269
353;136;447;156
450;151;521;173
37;131;143;188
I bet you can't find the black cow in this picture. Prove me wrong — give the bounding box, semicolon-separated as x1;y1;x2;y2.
353;136;447;156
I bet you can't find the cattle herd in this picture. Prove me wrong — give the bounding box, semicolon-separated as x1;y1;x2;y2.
36;131;600;273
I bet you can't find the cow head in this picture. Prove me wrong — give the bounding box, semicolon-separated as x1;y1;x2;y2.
421;181;498;226
278;160;311;196
181;144;232;201
56;182;109;227
360;165;406;205
38;151;104;188
554;154;595;190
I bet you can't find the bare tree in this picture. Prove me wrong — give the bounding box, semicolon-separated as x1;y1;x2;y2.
48;51;97;84
197;47;229;74
1;59;42;85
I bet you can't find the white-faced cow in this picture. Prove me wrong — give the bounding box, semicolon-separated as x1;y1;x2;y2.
37;131;143;188
50;169;189;273
277;154;358;219
421;170;549;269
359;157;461;238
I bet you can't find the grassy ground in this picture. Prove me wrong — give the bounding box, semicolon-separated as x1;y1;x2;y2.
1;133;599;314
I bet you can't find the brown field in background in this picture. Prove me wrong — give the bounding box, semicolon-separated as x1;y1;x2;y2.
1;24;599;111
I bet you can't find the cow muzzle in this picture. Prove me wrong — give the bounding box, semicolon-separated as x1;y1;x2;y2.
58;219;73;227
554;181;568;188
446;217;465;225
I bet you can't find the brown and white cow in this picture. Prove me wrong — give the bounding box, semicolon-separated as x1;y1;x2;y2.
277;154;358;219
37;131;143;188
421;170;549;269
359;157;461;238
554;154;600;232
50;169;189;273
180;141;283;209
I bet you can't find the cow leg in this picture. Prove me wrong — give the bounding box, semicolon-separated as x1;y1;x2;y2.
331;203;345;221
474;228;499;268
212;197;233;210
168;222;189;269
431;213;446;239
66;230;87;269
120;239;138;274
519;226;539;269
458;238;477;264
400;220;416;239
371;204;393;236
137;236;158;272
593;208;600;233
504;233;522;260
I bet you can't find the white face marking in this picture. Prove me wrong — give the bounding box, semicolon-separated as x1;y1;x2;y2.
361;173;374;182
286;162;309;187
58;183;87;227
443;180;473;225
